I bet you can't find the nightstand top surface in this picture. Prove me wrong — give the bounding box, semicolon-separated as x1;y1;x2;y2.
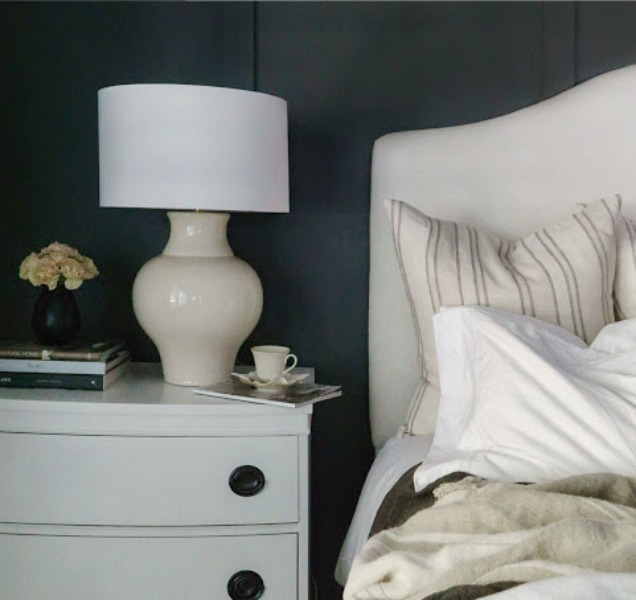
0;363;314;425
0;363;311;414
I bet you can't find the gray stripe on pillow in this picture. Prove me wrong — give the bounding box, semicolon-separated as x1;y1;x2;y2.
393;202;426;378
454;223;465;305
542;228;587;342
625;219;636;273
503;241;529;315
583;212;612;324
520;239;561;326
601;196;619;228
468;227;482;305
425;216;438;313
433;219;443;310
536;231;581;339
406;377;429;434
473;230;490;306
575;213;610;325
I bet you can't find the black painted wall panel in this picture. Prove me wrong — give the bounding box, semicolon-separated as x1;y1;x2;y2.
2;3;636;599
542;2;577;97
576;2;636;82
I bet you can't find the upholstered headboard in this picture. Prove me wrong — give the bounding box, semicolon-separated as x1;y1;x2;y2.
369;64;636;450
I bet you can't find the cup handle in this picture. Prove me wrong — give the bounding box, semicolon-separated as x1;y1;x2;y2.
283;353;298;375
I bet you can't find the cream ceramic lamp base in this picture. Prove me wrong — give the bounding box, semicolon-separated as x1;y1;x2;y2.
132;211;263;386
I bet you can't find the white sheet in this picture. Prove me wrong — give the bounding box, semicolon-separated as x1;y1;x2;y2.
335;434;433;585
414;306;636;493
489;573;636;599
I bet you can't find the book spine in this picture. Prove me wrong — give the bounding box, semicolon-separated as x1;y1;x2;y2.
0;350;46;359
0;341;126;361
0;372;107;391
47;350;116;361
0;351;130;375
47;340;127;361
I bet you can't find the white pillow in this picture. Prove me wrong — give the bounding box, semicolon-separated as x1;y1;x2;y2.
413;306;636;493
387;197;620;436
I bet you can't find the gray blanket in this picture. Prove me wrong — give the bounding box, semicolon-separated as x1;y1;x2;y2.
344;472;636;600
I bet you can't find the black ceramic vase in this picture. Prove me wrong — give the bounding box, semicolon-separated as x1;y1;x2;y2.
31;286;81;346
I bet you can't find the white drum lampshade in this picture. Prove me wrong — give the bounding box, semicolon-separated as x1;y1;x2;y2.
98;84;289;386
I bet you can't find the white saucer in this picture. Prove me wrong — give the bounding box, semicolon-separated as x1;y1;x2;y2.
231;371;309;389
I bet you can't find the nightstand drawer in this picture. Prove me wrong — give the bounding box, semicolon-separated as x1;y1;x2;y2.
0;532;297;599
0;433;299;526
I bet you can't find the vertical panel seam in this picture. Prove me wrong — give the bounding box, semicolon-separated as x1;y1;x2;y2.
573;1;580;83
253;1;258;91
539;2;546;100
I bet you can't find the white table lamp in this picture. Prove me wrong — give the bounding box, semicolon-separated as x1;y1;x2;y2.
98;84;289;386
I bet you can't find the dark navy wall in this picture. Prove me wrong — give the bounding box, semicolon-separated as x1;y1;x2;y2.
2;3;636;598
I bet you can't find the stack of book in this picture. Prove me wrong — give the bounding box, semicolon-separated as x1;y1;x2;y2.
0;339;131;391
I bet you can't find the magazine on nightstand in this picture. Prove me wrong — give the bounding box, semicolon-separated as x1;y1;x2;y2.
193;379;342;408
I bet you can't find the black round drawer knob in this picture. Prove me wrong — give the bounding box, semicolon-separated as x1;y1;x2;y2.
228;465;266;497
227;570;265;600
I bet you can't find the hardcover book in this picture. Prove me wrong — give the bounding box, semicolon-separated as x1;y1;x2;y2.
0;339;126;361
0;349;130;375
0;359;130;391
193;380;342;408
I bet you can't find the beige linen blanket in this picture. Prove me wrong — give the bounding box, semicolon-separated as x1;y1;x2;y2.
344;473;636;600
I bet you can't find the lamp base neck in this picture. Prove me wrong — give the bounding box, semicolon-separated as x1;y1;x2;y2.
163;211;233;257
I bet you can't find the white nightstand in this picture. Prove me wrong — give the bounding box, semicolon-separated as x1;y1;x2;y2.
0;363;312;600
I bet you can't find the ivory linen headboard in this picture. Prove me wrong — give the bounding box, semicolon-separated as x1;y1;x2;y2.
369;64;636;450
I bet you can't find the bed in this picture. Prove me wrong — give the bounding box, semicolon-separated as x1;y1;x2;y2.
337;64;636;598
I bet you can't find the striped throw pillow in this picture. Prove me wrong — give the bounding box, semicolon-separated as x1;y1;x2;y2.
387;196;620;436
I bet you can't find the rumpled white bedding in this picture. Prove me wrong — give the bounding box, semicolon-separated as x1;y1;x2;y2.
344;472;636;600
488;573;636;599
335;434;434;585
342;307;636;596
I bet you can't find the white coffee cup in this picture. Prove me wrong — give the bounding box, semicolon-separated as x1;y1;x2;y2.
251;345;298;382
